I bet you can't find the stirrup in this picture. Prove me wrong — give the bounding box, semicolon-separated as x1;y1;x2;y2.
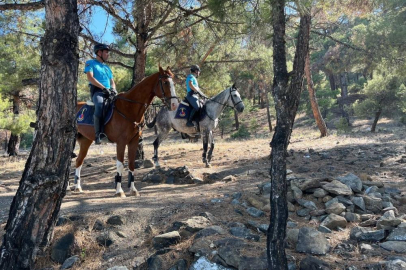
186;121;195;127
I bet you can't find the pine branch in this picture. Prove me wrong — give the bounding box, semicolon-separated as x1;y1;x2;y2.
0;0;44;11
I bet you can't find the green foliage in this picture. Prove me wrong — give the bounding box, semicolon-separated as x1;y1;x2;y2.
336;117;350;133
353;75;404;118
249;118;260;135
230;124;250;139
2;110;36;135
218;107;234;133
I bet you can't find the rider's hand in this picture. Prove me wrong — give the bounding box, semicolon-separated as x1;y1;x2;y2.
111;88;117;95
102;88;111;95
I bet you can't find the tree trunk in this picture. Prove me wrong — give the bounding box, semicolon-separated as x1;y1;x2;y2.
267;1;310;268
7;134;20;157
305;53;328;137
0;0;79;268
234;110;240;130
339;72;350;125
266;88;273;132
7;93;21;156
131;0;152;86
371;108;382;133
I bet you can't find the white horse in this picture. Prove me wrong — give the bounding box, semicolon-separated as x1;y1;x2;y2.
147;84;245;168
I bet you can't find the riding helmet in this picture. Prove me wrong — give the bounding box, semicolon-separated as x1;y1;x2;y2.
94;43;110;54
190;64;201;73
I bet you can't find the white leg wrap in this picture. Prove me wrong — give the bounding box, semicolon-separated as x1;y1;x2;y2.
117;160;124;176
116;182;123;194
130;171;138;192
75;165;82;189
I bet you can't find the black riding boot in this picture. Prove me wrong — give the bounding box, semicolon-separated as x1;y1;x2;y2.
94;115;102;145
186;108;197;127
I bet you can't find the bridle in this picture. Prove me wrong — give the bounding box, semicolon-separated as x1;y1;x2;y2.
204;86;243;121
154;74;180;107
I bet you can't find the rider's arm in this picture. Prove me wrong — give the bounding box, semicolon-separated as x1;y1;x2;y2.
86;72;107;90
110;78;116;90
188;80;199;92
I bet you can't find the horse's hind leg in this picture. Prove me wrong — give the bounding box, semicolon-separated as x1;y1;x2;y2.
74;135;93;192
207;131;215;166
115;143;126;198
153;128;170;169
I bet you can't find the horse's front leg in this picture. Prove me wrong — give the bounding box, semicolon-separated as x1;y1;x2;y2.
73;136;92;193
202;130;208;165
115;143;126;198
206;130;215;167
127;137;140;196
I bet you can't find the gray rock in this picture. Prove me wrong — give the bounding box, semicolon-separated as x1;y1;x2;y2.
258;182;272;195
322;180;353;196
351;197;366;211
296;227;331;255
320;213;347;230
377;210;401;229
286;229;300;248
325;202;346;215
296;199;317;210
386;259;406;270
232;192;242;199
143;159;154;168
168;259;187;270
299;255;330;270
313;188;328;198
345;212;361;223
380;241;406;253
296;208;311;217
287;221;298;228
359;219;377;227
363;195;383;213
92;219;104;231
189;238;212;257
336;173;363;193
214;237;246;248
247;220;268;234
336;196;354;205
350;227;385;242
360;243;374;254
291;185;303;200
107;267;129;270
195;226;226;239
318;225;332;234
61;255;79;269
229;227;260;241
246;207;265;218
107;215;125;226
183;216;211;232
387;227;406;241
51;233;77;264
288;201;296;212
324;197;339;208
291;178;321;192
238;256;267;270
217;246;240;268
152;231;181;249
189;256;233;270
310;209;326;217
147;255;164;270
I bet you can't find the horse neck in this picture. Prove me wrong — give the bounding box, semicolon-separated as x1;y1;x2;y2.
120;73;158;122
206;88;229;119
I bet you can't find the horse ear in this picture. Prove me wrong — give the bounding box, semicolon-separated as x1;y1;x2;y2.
166;66;170;71
232;83;236;88
159;65;164;73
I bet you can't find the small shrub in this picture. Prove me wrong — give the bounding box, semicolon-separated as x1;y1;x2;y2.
231;124;250;139
336;117;350;133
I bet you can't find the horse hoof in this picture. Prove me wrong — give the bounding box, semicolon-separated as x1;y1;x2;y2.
206;163;211;168
155;165;161;169
74;187;83;193
130;190;140;196
115;192;126;198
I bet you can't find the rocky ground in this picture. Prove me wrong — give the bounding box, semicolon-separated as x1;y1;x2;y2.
0;115;405;270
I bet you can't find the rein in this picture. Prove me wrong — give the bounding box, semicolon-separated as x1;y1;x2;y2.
113;74;179;124
204;87;242;121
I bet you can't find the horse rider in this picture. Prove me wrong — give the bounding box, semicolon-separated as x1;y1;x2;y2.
84;43;117;144
186;64;208;127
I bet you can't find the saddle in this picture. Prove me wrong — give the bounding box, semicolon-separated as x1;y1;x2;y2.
76;95;115;128
174;97;206;122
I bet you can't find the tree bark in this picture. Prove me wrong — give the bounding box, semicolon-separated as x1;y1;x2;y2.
267;1;310;268
7;92;21;156
305;53;328;137
339;72;350;125
131;0;152;86
371;108;381;133
0;0;79;268
234;110;240;130
266;87;273;132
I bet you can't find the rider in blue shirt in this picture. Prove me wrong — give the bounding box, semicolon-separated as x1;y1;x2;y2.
84;43;117;144
186;64;207;127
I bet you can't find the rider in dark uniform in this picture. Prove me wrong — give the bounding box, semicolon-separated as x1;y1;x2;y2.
84;43;117;144
186;64;207;127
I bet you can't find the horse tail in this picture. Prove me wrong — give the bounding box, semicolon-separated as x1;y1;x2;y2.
146;115;157;129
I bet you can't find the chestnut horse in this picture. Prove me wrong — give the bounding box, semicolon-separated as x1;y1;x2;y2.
72;66;178;197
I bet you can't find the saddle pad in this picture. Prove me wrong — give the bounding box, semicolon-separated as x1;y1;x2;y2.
174;103;191;119
76;104;114;126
